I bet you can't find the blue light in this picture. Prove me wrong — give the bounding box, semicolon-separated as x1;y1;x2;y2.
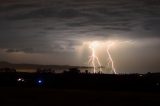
38;80;42;84
37;79;44;85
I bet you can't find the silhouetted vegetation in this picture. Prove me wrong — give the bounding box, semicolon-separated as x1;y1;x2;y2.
0;68;160;91
0;68;16;73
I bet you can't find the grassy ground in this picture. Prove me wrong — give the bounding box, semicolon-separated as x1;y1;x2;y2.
0;87;160;106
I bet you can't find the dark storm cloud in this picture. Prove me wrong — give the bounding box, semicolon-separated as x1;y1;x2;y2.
6;49;21;53
6;48;35;53
0;0;160;53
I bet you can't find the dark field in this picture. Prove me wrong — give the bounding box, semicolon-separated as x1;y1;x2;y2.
0;69;160;106
0;88;160;106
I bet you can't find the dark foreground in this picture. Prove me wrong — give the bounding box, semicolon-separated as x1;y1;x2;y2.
0;69;160;106
0;87;160;106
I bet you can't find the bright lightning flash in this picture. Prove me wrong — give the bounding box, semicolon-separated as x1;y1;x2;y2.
86;40;133;74
88;41;102;73
106;41;117;74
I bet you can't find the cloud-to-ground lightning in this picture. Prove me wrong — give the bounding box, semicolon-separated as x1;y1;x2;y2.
106;42;117;74
105;40;133;74
88;42;102;73
87;40;133;74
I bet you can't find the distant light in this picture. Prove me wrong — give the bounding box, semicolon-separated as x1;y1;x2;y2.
17;78;24;82
37;79;44;85
139;75;143;77
38;80;42;84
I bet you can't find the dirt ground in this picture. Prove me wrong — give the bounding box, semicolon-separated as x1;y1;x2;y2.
0;87;160;106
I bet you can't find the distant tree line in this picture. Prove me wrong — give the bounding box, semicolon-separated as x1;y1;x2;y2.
0;68;16;72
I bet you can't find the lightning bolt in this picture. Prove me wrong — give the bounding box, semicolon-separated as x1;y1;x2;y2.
106;42;117;74
105;40;133;74
88;42;102;73
86;40;133;74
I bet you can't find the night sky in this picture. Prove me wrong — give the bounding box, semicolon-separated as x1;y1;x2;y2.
0;0;160;73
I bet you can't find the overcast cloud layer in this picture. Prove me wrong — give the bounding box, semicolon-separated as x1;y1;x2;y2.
0;0;160;53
